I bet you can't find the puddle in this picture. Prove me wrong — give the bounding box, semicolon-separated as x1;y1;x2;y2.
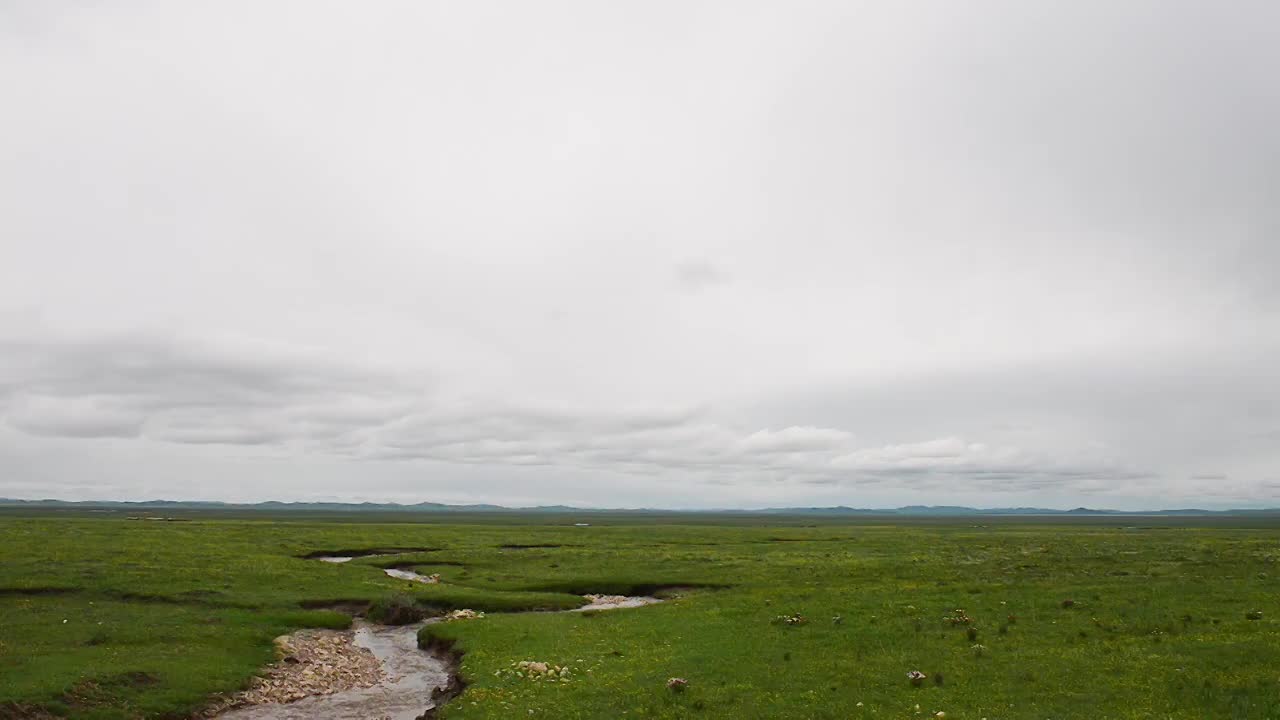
314;557;354;564
383;568;440;584
216;620;452;720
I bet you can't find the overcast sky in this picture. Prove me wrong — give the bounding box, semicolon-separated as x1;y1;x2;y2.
2;1;1277;509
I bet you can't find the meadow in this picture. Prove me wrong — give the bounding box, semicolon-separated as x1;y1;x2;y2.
1;511;1278;719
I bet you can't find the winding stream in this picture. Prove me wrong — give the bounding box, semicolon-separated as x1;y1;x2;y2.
217;556;662;718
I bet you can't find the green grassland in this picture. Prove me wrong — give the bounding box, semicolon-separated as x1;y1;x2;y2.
1;513;1278;719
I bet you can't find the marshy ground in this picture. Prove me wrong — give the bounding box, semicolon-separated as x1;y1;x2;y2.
1;511;1278;718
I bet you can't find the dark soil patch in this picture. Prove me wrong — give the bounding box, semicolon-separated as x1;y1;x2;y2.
0;702;60;719
299;547;441;559
298;599;373;616
63;672;159;711
523;581;730;596
107;591;258;609
648;585;726;599
370;559;468;569
0;586;77;597
178;589;226;600
416;633;467;719
114;591;187;604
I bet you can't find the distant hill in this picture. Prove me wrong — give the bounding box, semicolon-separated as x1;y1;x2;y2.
1;497;1278;516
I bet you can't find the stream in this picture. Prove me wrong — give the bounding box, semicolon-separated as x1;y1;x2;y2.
216;557;662;719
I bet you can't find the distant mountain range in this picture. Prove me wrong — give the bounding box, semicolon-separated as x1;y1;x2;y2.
1;498;1278;516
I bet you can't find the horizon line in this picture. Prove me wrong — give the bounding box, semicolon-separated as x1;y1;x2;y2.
3;496;1279;515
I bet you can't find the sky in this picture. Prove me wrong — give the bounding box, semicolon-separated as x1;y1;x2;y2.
1;1;1277;509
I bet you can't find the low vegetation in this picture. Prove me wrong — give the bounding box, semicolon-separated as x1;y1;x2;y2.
1;513;1278;718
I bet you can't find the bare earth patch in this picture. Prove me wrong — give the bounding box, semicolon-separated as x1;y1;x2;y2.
202;629;382;714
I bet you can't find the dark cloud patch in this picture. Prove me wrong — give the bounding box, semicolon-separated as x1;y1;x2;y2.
673;261;729;292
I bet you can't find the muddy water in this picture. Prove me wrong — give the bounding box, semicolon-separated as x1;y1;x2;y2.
217;620;451;720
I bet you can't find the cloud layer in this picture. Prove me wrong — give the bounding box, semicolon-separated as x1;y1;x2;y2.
0;332;1163;502
1;1;1277;507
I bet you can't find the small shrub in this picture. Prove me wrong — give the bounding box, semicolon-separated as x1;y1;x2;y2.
367;593;424;625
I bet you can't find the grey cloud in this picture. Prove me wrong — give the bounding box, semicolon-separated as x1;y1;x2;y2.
5;395;144;439
367;410;1140;494
745;352;1279;500
149;425;285;447
1;334;413;405
0;332;421;448
739;427;854;454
